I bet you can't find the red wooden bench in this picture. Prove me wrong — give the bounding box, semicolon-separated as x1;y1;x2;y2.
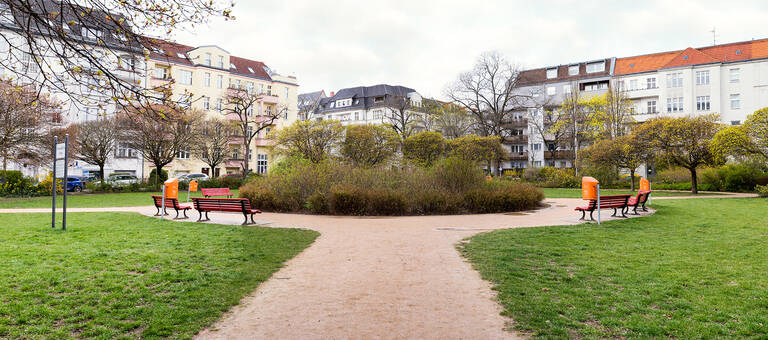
626;190;652;215
575;194;631;221
191;197;262;225
151;195;192;219
201;187;233;198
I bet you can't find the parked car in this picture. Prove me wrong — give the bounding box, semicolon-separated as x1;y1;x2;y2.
179;173;210;182
66;177;84;192
108;174;139;186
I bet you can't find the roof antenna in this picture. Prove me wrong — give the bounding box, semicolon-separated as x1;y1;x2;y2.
710;27;717;46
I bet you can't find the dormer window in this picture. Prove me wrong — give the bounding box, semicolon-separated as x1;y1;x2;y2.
586;61;605;73
248;67;254;73
176;53;185;59
80;26;103;41
230;63;236;70
546;68;557;79
568;65;578;76
205;53;211;66
374;96;384;103
218;55;224;68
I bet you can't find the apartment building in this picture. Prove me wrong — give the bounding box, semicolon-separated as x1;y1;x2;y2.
312;84;423;126
0;0;145;178
298;90;327;121
614;39;768;125
508;58;615;170
144;40;299;177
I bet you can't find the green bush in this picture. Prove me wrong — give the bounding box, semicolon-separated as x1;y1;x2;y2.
651;182;716;191
756;184;768;197
522;167;578;188
701;163;767;192
221;176;243;189
432;157;484;193
148;168;168;186
0;170;38;197
656;167;693;184
239;160;544;216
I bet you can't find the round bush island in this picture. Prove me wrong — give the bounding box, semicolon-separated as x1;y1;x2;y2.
239;157;544;216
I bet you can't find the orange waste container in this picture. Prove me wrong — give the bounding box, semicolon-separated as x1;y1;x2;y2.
164;178;179;199
581;176;599;200
189;180;198;192
639;177;650;192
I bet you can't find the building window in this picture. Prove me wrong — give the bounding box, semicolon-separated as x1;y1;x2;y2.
266;105;272;116
695;70;710;85
354;112;359;120
247;82;254;94
257;154;268;174
115;142;136;158
203;97;210;111
646;77;657;89
285;87;289;98
586;61;605;73
178;70;192;85
533;161;542;167
666;97;683;112
374;96;384;103
730;94;741;109
153;67;168;79
205;53;211;66
731;120;741;126
218;55;224;68
267;85;272;95
647;100;657;114
546;68;557;79
696;96;711;111
546;86;556;95
629;79;638;90
730;68;740;83
80;27;103;41
666;72;683;88
20;53;37;74
216;98;223;112
373;109;383;120
563;84;571;93
532;143;541;151
216;75;223;88
177;150;190;159
258;83;264;94
568;65;578;76
118;56;136;71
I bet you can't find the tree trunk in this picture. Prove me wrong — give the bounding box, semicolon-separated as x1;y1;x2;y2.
2;150;6;171
690;168;698;195
630;169;636;191
156;165;164;187
99;164;105;181
242;134;249;176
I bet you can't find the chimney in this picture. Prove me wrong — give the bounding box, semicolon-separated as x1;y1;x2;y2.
329;91;335;97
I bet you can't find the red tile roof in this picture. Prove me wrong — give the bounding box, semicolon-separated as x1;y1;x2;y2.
145;38;272;81
661;47;719;68
615;38;768;75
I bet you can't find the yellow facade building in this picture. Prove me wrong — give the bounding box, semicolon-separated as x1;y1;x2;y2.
143;41;299;178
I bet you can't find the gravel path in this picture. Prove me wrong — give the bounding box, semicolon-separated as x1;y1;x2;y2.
0;193;755;339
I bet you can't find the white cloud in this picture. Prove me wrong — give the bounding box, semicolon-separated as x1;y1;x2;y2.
175;0;768;99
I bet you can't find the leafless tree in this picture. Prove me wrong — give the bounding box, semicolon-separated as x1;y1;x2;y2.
224;87;286;175
384;94;422;140
0;80;60;170
121;105;202;180
195;118;230;177
446;51;535;138
424;99;474;139
603;83;635;139
73;116;118;180
0;0;232;113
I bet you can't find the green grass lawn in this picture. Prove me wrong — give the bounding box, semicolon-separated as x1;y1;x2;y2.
0;212;317;339
539;187;722;199
461;198;768;338
0;190;239;209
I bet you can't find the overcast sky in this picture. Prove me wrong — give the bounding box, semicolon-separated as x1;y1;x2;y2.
175;0;768;100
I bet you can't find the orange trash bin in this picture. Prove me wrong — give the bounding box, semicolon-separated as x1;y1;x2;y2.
164;178;179;199
639;177;650;192
581;177;599;200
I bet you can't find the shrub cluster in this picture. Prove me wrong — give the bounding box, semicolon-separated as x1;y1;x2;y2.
655;163;768;192
757;184;768;198
239;157;544;216
523;167;579;188
0;170;42;197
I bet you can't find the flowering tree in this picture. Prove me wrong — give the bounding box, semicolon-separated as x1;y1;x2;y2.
711;107;768;161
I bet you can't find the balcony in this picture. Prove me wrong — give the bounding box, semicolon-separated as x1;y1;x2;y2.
544;150;575;159
149;76;172;88
508;151;528;160
505;119;528;128
258;93;279;104
504;135;528;144
225;158;245;168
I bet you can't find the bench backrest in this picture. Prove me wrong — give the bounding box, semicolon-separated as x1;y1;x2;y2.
636;191;651;204
191;197;250;212
201;187;232;197
598;194;631;207
151;195;181;208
